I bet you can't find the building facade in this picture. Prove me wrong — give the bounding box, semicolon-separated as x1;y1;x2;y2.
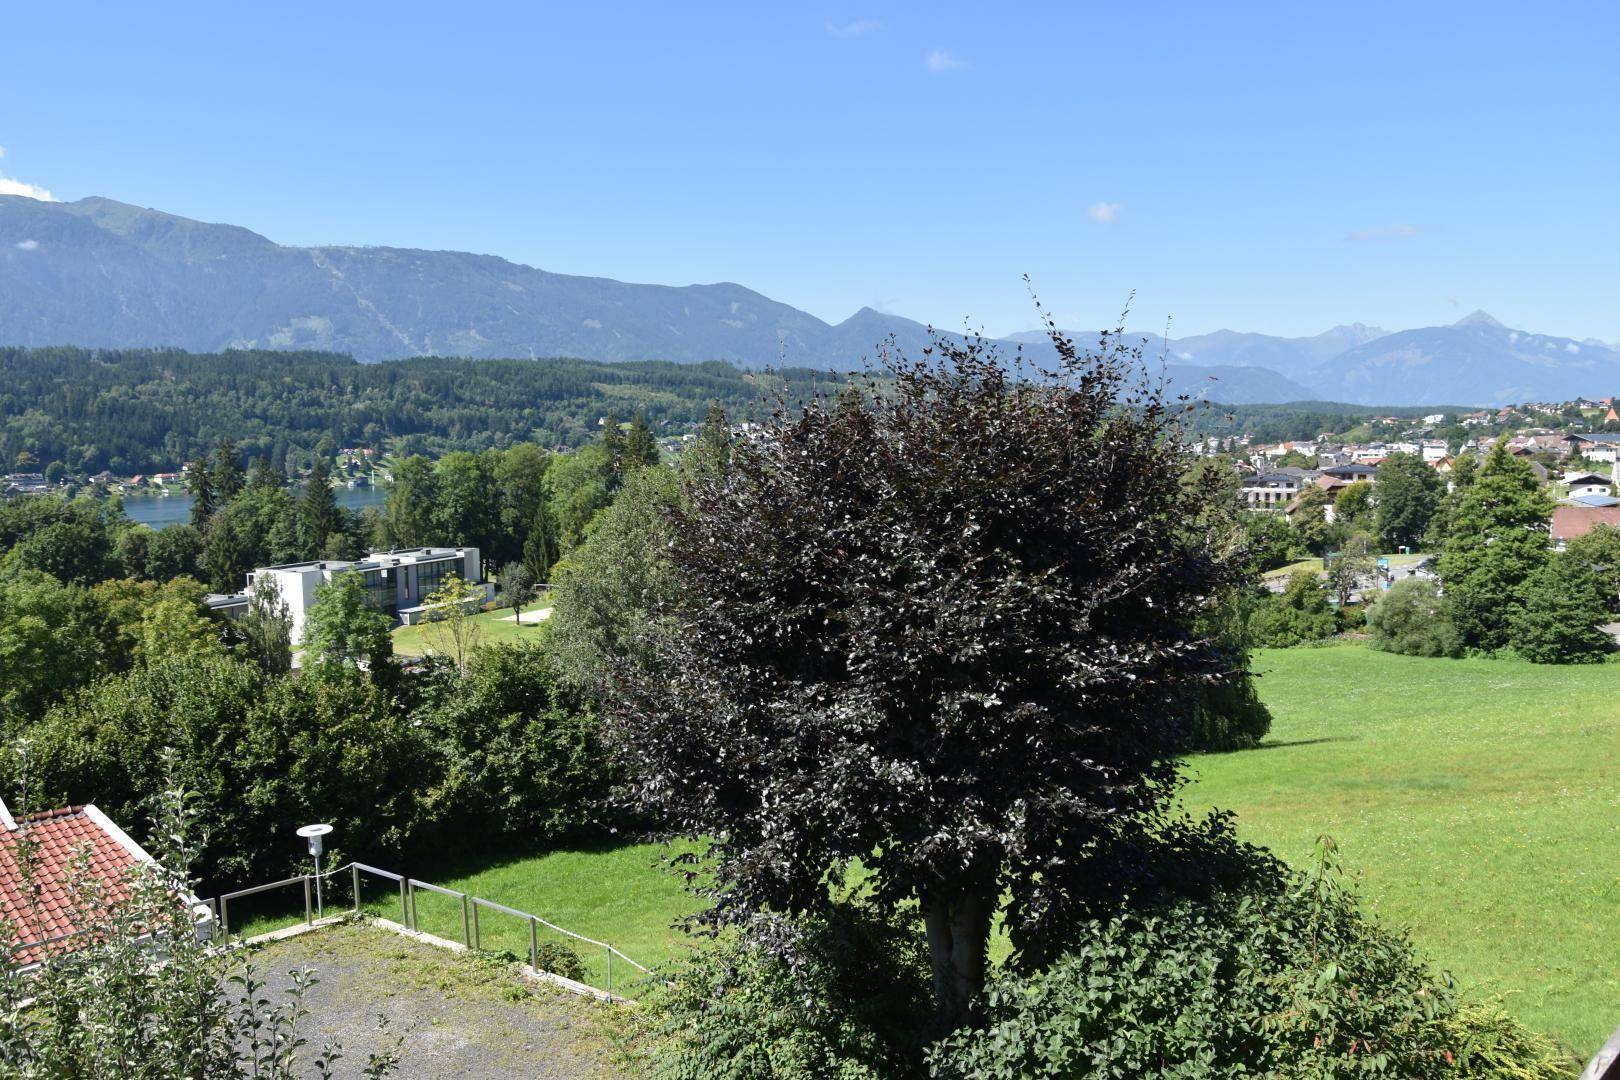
206;547;486;645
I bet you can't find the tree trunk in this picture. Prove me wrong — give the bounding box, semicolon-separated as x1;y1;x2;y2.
923;886;993;1035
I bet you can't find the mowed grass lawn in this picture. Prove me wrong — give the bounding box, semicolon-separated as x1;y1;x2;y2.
357;841;702;996
390;605;552;657
1182;644;1620;1054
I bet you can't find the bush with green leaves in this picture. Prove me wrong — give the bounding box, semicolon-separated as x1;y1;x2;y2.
929;840;1570;1080
644;902;934;1079
1246;571;1339;647
11;654;436;888
9;640;615;891
1508;552;1613;664
1183;592;1272;752
1367;578;1464;658
1183;667;1272;752
412;641;611;853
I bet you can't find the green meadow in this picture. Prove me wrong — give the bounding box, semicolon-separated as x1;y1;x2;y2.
1183;644;1620;1054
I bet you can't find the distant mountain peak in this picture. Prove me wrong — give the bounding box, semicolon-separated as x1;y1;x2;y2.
1454;309;1505;329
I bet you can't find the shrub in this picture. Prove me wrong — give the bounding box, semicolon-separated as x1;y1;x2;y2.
1183;665;1271;752
412;641;612;854
1367;579;1464;658
1246;571;1337;647
1508;553;1612;664
13;654;436;888
644;903;934;1079
532;940;588;983
929;840;1570;1080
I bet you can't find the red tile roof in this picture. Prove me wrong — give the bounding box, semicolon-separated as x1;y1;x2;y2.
1551;505;1620;542
0;805;148;966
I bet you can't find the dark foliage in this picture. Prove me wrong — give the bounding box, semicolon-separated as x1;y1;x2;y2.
606;319;1249;1031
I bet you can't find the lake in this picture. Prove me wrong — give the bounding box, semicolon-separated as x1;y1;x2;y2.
120;486;389;530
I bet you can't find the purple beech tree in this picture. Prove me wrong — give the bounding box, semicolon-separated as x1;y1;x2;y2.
608;316;1246;1033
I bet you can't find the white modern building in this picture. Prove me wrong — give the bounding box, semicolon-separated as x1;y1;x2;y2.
206;547;487;645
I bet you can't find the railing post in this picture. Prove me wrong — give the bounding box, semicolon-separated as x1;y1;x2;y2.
529;916;538;972
460;893;471;949
409;880;418;931
303;876;313;927
399;877;408;928
221;896;231;940
472;899;481;951
352;864;362;914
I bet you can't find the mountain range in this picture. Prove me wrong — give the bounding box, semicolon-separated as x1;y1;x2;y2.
2;194;1616;407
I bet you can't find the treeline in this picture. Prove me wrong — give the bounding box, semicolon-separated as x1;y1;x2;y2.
1182;400;1472;445
0;345;833;474
102;411;675;595
0;419;699;891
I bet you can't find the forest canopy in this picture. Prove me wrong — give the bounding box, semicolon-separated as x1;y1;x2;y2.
0;346;838;474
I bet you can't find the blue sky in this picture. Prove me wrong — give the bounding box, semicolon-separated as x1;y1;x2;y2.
2;2;1615;340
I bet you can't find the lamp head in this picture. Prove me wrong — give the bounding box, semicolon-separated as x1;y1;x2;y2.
296;822;333;857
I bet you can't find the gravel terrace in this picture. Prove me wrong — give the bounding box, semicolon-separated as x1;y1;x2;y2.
239;921;632;1078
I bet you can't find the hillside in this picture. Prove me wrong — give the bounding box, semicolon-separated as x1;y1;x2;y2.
5;195;1617;405
0;195;1307;404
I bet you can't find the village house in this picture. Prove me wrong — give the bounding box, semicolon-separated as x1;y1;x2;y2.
1562;471;1616;501
0;797;210;969
1240;469;1311;510
1551;505;1620;551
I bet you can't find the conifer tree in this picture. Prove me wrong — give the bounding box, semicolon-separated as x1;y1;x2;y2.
624;411;659;470
188;458;215;529
213;439;245;502
1436;440;1553;649
698;402;731;467
299;458;341;556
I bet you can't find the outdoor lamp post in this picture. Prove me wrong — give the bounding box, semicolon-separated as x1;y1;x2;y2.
296;823;334;919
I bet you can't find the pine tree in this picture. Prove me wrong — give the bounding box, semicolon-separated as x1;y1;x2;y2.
602;412;625;472
522;500;560;581
624;411;659;470
299;458;341;557
188;459;215;529
213;440;245;502
248;456;281;491
1436;440;1554;650
698;402;731;466
1509;553;1612;663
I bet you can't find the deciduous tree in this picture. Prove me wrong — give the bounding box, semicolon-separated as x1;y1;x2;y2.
302;570;393;676
608;323;1246;1033
1374;452;1442;551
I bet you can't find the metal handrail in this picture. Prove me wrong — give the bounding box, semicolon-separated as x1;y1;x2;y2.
200;860;652;996
219;874;314;937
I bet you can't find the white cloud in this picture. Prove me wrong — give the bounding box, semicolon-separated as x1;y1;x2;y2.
1346;223;1421;242
926;49;967;72
1566;342;1581;354
0;172;56;201
826;18;881;38
14;239;38;251
0;145;6;158
1088;201;1122;224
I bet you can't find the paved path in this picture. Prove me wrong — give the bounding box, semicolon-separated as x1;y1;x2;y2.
241;922;626;1078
